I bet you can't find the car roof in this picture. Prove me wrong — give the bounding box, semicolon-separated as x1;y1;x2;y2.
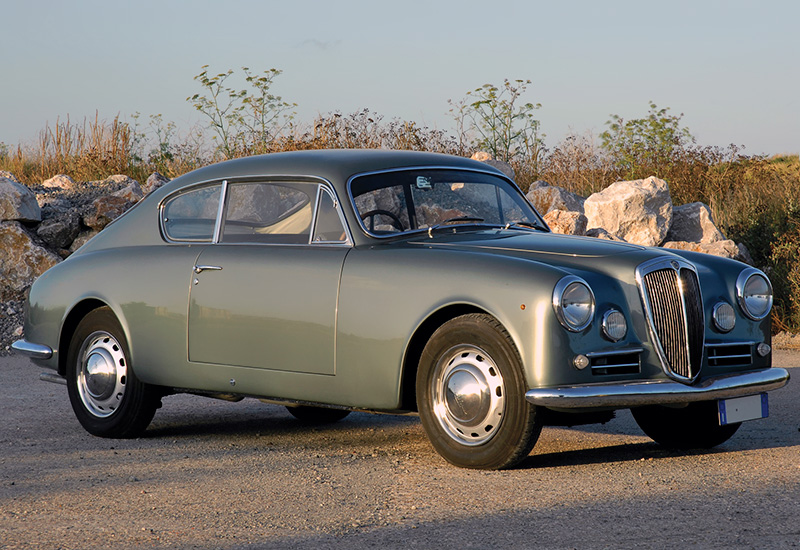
158;149;506;195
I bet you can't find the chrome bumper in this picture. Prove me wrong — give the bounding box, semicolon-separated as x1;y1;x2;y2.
525;368;790;409
11;339;54;360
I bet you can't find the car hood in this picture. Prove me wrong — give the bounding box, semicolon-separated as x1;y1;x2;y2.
407;229;645;258
404;229;673;280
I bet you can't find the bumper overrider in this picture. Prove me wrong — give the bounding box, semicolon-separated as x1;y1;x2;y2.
525;368;790;409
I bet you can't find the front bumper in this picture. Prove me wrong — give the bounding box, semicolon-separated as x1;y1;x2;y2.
525;367;790;409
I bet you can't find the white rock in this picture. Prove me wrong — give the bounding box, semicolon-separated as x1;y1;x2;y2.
543;210;587;235
0;177;42;223
584;176;672;247
526;181;585;215
665;202;724;244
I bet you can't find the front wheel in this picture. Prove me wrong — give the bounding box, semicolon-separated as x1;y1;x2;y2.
66;307;159;438
416;314;541;470
632;401;740;449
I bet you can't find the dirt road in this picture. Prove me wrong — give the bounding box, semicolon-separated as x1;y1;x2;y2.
1;352;797;549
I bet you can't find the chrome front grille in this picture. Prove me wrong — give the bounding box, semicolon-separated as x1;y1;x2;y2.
637;258;705;381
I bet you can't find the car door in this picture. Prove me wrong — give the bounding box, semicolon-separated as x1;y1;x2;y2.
187;180;351;375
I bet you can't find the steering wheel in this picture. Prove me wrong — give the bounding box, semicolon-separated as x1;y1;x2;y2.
361;209;404;232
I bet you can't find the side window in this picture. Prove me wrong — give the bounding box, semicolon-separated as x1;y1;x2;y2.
221;182;315;244
162;184;221;242
312;189;348;243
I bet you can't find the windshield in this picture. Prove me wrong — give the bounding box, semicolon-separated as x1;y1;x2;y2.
350;169;546;237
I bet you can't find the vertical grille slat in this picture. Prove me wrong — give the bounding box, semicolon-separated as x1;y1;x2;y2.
638;262;704;381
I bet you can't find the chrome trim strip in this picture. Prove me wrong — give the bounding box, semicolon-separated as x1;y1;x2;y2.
635;257;704;383
11;339;53;360
525;368;790;409
705;341;756;348
212;179;228;244
40;372;67;385
585;347;644;358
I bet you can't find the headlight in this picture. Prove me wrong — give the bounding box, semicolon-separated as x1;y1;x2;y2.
736;269;773;321
553;276;595;332
712;302;736;332
601;309;627;341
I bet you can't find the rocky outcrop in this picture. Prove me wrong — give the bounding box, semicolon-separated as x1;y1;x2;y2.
543;210;587;235
0;177;41;223
664;202;724;244
662;240;754;265
0;222;61;301
584;176;673;246
471;151;515;180
526;180;585;215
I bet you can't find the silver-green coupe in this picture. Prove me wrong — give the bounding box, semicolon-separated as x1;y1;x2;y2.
14;150;790;469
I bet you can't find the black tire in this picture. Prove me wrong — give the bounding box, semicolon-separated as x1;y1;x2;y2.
416;313;541;470
286;405;351;424
632;401;741;449
66;307;159;438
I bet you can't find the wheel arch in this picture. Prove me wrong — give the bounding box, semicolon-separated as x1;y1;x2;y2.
399;304;502;411
58;298;114;376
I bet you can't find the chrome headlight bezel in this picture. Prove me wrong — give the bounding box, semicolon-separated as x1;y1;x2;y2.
736;268;773;321
553;276;595;332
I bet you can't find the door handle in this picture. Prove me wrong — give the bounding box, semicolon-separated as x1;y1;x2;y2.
194;265;223;274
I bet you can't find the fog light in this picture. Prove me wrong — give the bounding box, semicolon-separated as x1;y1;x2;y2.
573;354;590;370
601;310;627;341
712;302;736;333
757;343;771;357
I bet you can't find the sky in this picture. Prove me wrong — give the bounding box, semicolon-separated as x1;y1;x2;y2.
2;0;798;156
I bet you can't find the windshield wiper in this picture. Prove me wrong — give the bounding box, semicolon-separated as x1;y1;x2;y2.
504;221;547;232
427;216;485;238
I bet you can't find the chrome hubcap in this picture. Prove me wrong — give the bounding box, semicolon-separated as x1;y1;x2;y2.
77;331;127;418
432;346;505;446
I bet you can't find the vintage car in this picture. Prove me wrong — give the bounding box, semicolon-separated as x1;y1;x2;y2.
13;149;790;469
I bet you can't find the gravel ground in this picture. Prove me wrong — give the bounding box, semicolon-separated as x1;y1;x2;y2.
0;352;797;549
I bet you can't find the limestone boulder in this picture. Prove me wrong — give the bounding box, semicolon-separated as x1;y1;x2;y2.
144;172;170;194
0;171;21;183
584;176;672;247
665;202;725;244
470;152;515;180
0;222;61;300
662;240;754;265
83;195;133;230
526;181;585;215
0;177;41;223
106;175;144;202
69;230;99;253
42;174;77;190
543;210;587;236
37;213;82;250
586;227;625;241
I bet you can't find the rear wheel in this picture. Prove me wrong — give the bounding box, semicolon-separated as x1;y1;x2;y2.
286;405;350;424
416;314;541;469
632;401;740;449
66;307;159;438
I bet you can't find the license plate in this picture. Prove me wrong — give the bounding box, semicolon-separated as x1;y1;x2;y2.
718;393;769;425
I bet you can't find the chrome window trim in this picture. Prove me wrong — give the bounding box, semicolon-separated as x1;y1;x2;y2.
159;181;224;244
159;175;352;247
311;186;352;245
635;256;705;384
736;267;773;321
346;165;548;239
